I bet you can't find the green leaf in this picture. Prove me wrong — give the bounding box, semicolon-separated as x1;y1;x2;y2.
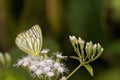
84;64;94;76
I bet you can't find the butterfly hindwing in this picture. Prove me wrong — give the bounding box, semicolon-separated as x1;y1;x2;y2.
15;25;42;56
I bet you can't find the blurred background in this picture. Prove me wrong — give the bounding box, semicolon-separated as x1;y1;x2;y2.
0;0;120;80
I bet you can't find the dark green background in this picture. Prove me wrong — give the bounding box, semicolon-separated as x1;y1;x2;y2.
0;0;120;80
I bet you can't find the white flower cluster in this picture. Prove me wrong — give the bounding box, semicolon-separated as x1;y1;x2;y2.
15;50;68;79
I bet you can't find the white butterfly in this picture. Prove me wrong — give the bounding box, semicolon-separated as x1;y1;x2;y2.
15;25;42;57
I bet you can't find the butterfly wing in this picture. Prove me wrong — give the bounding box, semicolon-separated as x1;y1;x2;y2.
15;25;42;57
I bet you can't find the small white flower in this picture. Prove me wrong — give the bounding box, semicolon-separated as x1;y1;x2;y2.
29;65;38;71
23;62;29;67
40;49;49;54
43;67;51;72
35;69;43;76
54;63;61;69
38;61;46;67
23;56;31;62
17;60;24;66
56;54;62;58
56;53;67;59
45;59;54;66
31;61;39;66
60;76;67;80
58;67;64;73
46;72;54;77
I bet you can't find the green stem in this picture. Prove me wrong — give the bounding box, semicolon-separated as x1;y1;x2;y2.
43;74;47;80
54;72;59;80
66;64;82;79
73;45;82;62
81;49;85;61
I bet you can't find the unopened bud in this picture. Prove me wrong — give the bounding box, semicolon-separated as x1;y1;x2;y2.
69;36;78;45
0;52;5;66
78;37;85;49
5;53;11;66
93;44;97;54
85;42;93;54
92;43;104;61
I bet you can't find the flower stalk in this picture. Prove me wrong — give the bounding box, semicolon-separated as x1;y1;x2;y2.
68;35;104;79
66;64;82;79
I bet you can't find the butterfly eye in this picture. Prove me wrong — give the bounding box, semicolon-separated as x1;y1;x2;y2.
15;25;43;57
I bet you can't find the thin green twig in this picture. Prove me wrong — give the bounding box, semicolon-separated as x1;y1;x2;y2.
66;64;82;79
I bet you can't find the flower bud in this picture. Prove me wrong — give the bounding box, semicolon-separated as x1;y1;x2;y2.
92;44;97;58
97;43;102;52
0;52;5;67
85;41;93;59
69;36;78;45
92;43;104;61
78;37;85;49
5;53;11;66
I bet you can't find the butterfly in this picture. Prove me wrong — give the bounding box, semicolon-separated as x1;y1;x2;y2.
15;25;42;57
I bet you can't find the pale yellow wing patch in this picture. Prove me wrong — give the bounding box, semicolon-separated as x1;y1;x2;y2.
15;25;42;57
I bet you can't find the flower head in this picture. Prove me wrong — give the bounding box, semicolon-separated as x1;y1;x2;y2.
15;51;68;79
40;49;49;54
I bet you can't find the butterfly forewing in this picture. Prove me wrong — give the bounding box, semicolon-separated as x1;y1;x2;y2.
15;25;42;56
